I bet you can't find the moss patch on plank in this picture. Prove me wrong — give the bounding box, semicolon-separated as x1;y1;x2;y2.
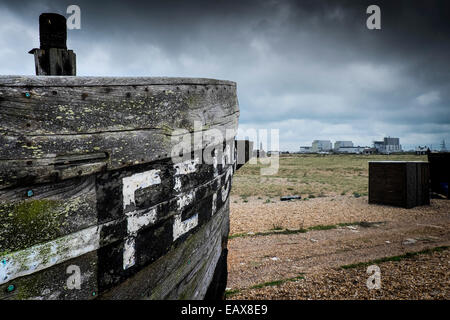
1;199;61;252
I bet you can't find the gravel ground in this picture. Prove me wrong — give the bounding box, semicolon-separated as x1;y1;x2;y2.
228;248;450;300
229;196;450;235
227;195;450;300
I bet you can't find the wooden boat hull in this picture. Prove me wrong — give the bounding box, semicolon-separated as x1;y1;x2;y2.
0;76;239;299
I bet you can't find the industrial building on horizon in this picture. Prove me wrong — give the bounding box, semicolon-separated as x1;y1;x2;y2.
373;137;402;154
300;137;403;154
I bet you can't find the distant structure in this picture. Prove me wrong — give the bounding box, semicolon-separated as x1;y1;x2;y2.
415;146;428;155
373;137;402;154
299;137;404;154
363;147;377;155
333;141;367;154
335;146;367;154
253;142;266;157
311;140;332;153
299;146;312;153
334;141;353;150
441;139;447;151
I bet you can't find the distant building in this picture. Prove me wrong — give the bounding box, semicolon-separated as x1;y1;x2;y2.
311;140;332;152
299;146;312;153
253;142;266;158
335;146;366;154
384;137;402;153
373;141;385;153
373;137;402;154
334;141;353;150
363;147;377;155
415;146;428;155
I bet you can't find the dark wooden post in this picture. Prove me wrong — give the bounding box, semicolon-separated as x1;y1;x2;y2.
28;13;76;76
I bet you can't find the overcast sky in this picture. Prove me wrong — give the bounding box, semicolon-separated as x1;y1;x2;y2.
1;0;449;151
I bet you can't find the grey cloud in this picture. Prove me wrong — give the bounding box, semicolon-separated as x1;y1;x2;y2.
0;0;449;150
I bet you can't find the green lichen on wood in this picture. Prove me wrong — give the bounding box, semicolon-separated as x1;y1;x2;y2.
0;199;60;252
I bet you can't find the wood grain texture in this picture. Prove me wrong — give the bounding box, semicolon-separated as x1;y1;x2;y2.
99;200;229;300
31;49;76;76
0;76;239;189
0;76;240;300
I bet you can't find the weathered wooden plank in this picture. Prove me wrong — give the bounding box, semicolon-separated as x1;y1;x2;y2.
0;186;230;300
31;48;76;76
0;175;98;253
0;139;234;252
0;76;236;87
0;251;98;300
0;75;241;300
0;158;234;293
0;77;239;189
99;200;229;300
0;84;237;134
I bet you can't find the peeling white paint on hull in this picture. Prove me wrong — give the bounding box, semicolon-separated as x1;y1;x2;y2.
173;213;199;241
0;224;107;285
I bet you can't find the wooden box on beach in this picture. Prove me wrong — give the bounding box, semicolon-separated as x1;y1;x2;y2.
369;161;430;208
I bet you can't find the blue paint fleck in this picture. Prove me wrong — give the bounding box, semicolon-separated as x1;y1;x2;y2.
25;92;31;98
27;190;34;197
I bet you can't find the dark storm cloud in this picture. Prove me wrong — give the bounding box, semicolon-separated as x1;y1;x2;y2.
1;0;449;150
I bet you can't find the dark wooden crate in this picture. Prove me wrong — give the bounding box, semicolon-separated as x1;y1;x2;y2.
369;161;430;208
428;152;450;199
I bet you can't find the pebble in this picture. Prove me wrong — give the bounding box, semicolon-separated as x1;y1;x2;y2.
403;238;417;245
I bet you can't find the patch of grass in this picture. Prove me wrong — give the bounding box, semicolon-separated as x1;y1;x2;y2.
231;154;426;198
229;228;308;239
229;221;384;239
308;224;336;231
225;289;241;298
271;224;283;231
250;275;305;290
341;246;449;269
